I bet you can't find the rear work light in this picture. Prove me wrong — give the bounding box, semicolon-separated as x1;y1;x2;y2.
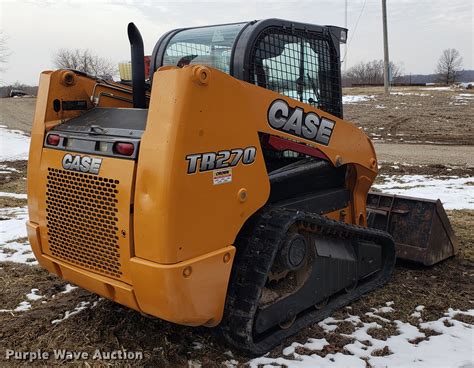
47;134;60;146
113;142;135;156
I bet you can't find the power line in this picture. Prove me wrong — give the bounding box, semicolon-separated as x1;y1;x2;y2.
344;0;348;73
342;0;367;64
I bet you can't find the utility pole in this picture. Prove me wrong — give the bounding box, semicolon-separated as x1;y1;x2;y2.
344;0;348;74
382;0;390;94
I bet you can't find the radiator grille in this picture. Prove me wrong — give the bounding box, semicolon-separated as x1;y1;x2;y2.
45;168;122;278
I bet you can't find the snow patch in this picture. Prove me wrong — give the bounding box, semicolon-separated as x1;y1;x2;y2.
391;92;430;96
0;206;37;265
318;316;340;332
453;95;473;101
372;306;395;314
282;338;329;356
0;300;32;313
26;288;44;301
0;240;37;265
0;191;27;199
411;305;425;319
424;86;452;91
51;300;99;324
450;94;473;105
365;312;391;323
13;301;32;312
0;164;20;174
343;95;375;104
222;360;239;368
459;82;474;88
0;206;28;243
249;307;474;368
0;126;30;161
61;284;78;294
373;175;474;210
192;342;204;350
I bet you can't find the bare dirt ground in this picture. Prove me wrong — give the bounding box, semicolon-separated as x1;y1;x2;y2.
0;97;36;133
0;90;473;366
344;86;474;145
374;143;474;168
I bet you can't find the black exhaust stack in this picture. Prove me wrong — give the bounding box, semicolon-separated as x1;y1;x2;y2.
127;22;146;109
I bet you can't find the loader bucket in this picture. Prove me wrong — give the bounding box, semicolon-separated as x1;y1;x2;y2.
366;192;458;266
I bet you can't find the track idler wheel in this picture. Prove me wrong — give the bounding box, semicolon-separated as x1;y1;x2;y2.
275;233;308;272
278;310;297;329
344;279;358;293
314;296;329;310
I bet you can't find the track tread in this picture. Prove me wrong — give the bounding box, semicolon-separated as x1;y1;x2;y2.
220;206;396;356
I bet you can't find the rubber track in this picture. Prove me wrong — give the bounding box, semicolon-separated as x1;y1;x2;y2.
220;206;396;356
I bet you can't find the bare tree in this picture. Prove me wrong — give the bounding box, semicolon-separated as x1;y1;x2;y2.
53;48;117;79
436;48;463;85
0;30;9;61
0;30;10;81
344;59;402;85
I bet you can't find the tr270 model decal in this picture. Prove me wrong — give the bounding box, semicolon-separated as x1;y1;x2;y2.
186;146;256;174
267;99;335;145
62;153;102;175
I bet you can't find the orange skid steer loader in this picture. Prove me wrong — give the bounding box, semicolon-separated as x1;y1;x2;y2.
26;20;457;355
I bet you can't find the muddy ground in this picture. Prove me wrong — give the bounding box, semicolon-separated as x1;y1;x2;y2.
0;89;473;366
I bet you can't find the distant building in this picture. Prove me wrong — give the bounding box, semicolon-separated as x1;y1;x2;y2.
9;89;28;97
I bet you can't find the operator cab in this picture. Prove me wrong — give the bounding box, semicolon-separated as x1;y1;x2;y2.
150;19;347;118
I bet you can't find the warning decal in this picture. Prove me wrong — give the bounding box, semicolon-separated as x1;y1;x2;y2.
213;168;232;185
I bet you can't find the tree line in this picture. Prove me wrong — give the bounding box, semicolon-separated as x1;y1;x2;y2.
0;29;466;88
50;47;464;86
343;48;464;86
343;59;402;85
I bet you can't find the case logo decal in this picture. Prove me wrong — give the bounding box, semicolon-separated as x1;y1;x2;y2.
62;154;102;175
267;99;335;145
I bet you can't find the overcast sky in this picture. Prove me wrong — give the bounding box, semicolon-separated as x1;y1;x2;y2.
0;0;472;85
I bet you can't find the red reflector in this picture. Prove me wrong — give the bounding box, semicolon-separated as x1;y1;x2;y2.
114;142;134;156
267;135;329;161
47;134;60;146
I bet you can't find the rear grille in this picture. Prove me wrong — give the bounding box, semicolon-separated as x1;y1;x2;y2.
45;168;122;278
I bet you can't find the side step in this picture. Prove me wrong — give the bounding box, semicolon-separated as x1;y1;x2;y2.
367;192;458;266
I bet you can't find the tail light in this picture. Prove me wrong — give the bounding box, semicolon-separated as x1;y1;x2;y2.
113;142;135;156
47;134;60;146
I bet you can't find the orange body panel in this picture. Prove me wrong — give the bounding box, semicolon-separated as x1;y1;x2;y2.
134;66;376;265
37;148;136;283
27;66;377;326
28;72;136;223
